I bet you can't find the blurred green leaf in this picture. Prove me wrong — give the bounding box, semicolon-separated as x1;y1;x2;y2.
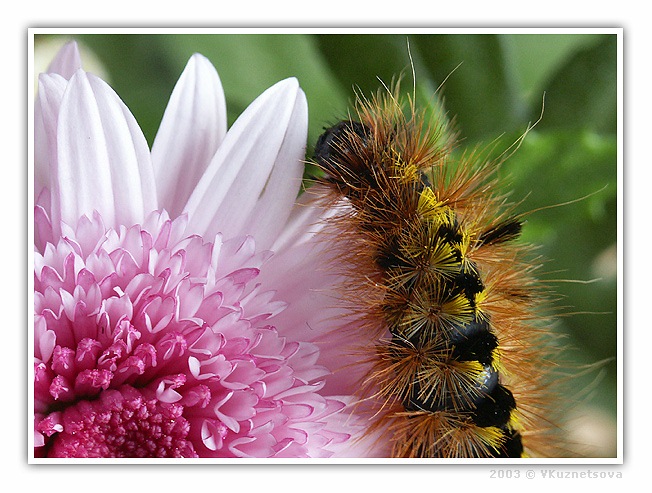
411;34;528;143
536;34;618;133
313;34;416;96
503;33;604;102
500;128;617;406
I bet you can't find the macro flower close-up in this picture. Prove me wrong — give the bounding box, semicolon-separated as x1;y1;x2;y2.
32;41;378;459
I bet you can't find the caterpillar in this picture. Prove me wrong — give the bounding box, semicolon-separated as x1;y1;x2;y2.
310;85;560;458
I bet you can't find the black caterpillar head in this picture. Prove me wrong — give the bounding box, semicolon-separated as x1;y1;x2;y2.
313;120;374;190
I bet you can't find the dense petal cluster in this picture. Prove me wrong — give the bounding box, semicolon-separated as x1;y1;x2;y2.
34;210;350;457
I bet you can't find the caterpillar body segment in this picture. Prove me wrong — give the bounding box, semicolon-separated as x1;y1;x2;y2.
312;89;554;458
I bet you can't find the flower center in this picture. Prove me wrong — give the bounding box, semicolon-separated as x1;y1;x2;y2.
46;386;198;458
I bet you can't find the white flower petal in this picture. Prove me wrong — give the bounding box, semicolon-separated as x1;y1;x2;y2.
240;88;307;250
151;54;227;217
183;78;307;242
55;70;157;232
46;40;82;79
269;186;335;253
35;73;68;204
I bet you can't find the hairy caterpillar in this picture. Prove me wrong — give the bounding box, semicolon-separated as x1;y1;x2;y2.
311;85;560;458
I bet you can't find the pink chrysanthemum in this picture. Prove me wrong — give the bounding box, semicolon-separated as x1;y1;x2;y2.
32;41;379;459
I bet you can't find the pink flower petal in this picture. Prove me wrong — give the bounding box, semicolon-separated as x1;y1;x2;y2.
45;40;82;79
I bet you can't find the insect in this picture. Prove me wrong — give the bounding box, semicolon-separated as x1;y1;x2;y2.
311;84;559;458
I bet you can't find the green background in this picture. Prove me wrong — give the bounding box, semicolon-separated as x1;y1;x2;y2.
34;32;619;457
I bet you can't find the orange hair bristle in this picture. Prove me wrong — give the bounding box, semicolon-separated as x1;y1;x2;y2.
309;84;564;458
